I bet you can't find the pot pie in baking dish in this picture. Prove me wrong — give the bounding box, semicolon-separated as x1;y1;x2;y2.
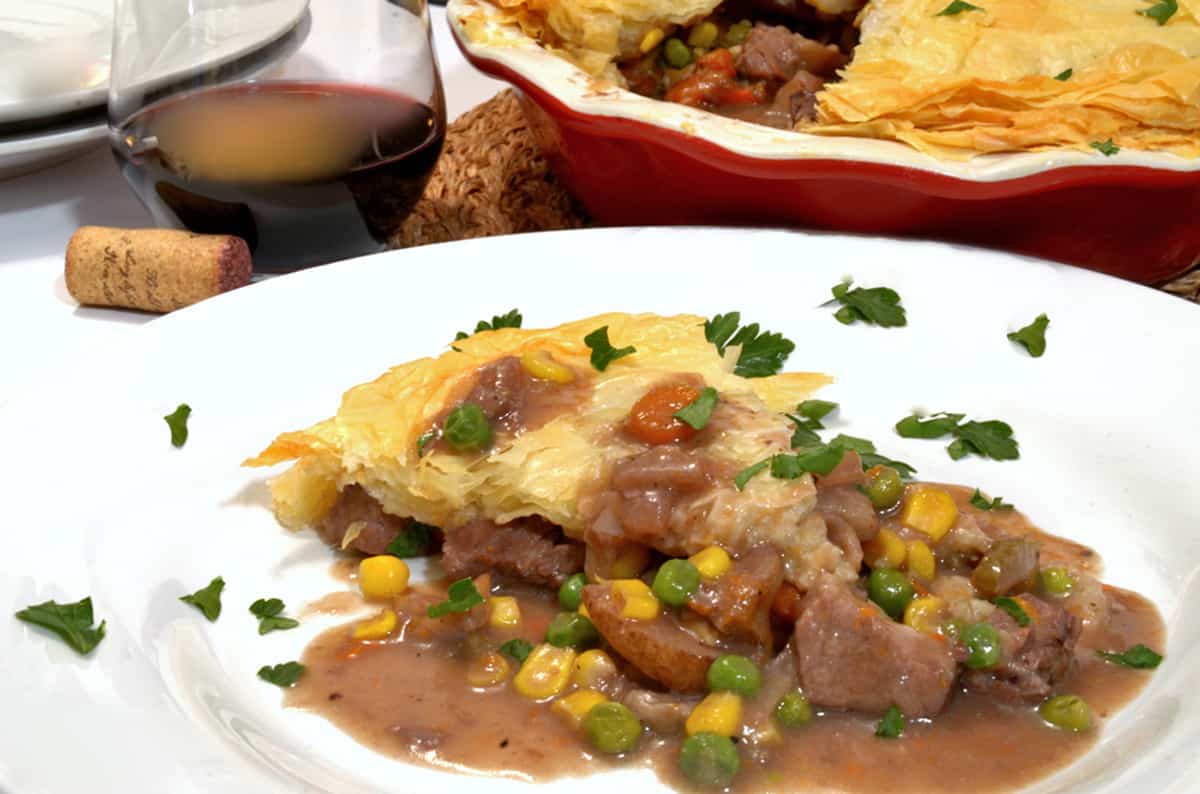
456;0;1200;158
246;312;1165;792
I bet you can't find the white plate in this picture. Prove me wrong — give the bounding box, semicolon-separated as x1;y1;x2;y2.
0;117;107;180
2;227;1198;793
0;0;309;126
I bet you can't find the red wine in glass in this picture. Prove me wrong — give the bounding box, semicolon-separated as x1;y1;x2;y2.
113;82;444;270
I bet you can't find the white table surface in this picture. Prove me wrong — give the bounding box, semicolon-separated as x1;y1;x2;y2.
0;6;504;406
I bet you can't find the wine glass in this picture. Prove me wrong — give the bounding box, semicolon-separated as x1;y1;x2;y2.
109;0;445;270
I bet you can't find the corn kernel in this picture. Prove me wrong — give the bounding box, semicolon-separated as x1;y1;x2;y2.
578;602;590;619
640;28;665;53
901;487;959;542
358;555;410;600
611;579;661;620
488;596;521;629
352;608;398;641
686;692;743;737
903;596;946;634
514;644;577;700
610;546;651;579
467;651;511;687
863;528;906;569
906;540;937;581
552;689;608;729
572;649;617;689
689;546;732;580
519;350;576;384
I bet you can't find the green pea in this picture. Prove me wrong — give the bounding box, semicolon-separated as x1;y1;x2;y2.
652;559;701;607
963;622;1002;669
545;612;599;649
1039;695;1092;732
773;690;813;728
706;654;762;697
1041;566;1076;597
868;567;915;620
558;572;587;610
663;37;693;69
864;466;904;510
686;21;719;49
679;732;740;789
721;20;752;46
443;403;492;451
584;702;642;754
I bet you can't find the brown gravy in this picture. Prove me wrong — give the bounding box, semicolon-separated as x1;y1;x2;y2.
288;579;1163;792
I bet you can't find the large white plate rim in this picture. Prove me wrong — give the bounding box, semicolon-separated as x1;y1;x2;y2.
2;227;1199;793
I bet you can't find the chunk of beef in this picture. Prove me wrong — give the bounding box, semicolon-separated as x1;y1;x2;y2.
960;595;1080;703
735;24;847;84
441;517;583;587
462;356;532;433
315;484;406;554
793;585;957;717
818;487;879;542
583;584;722;693
601;446;717;550
816;450;865;489
689;545;784;648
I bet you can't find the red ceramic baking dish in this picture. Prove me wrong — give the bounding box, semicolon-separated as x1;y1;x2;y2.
447;0;1200;284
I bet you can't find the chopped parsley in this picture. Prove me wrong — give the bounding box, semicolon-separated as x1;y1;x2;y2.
500;638;533;663
703;312;796;377
1054;68;1073;81
993;596;1031;626
674;387;719;430
417;430;437;457
455;309;522;340
584;326;636;372
179;576;225;621
733;459;770;490
829;280;907;328
1008;313;1050;358
385;522;437;558
258;661;306;687
786;400;838;448
249;598;300;635
860;452;917;479
14;596;106;655
1090;139;1120;157
936;0;983;15
875;705;906;738
164;403;192;448
1097;644;1163;669
796;399;838;422
895;412;1019;461
1138;0;1177;25
970;488;1014;511
428;578;486;618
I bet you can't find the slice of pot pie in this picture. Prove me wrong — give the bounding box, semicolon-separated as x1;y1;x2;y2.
243;312;872;589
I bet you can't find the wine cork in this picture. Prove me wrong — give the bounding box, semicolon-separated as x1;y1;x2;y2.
65;226;252;313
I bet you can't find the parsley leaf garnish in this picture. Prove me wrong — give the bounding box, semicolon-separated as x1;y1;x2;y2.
895;412;1019;461
386;522;437;558
1138;0;1177;25
674;387;719;430
786;400;837;448
797;399;838;422
455;309;522;340
994;596;1031;626
936;0;983;15
1096;644;1163;669
249;598;300;635
1008;313;1050;358
258;661;306;687
769;445;848;480
860;452;917;479
164;403;192;448
1054;68;1073;81
1090;139;1120;156
703;312;796;377
14;596;106;655
179;576;225;621
428;578;486;618
876;705;906;738
500;638;533;663
417;430;437;457
829;280;907;328
733;459;770;490
584;326;636;372
970;488;1014;511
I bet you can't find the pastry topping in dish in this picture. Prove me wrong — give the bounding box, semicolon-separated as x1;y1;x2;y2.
459;0;1200;157
246;312;1165;792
